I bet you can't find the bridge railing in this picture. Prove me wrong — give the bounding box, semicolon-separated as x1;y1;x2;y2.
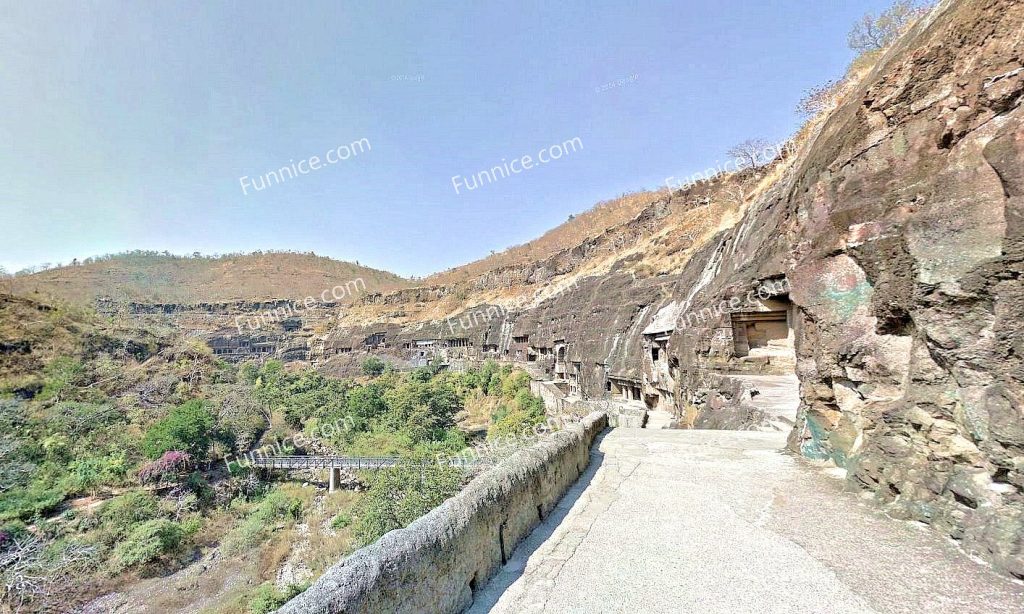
247;455;477;471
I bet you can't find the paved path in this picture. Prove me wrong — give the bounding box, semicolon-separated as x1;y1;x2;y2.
731;373;800;431
469;427;1024;613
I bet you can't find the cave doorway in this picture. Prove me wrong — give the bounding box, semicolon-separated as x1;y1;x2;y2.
729;291;796;374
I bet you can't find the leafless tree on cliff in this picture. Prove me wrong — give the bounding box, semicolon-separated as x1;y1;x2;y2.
796;79;846;118
848;1;931;53
727;139;772;170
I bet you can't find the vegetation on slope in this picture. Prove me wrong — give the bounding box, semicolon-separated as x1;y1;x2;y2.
0;295;546;612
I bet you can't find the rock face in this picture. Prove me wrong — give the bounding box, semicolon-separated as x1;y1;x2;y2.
654;0;1024;576
317;0;1024;576
781;0;1024;576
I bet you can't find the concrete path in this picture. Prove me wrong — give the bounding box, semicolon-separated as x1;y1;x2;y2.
468;427;1024;613
730;373;801;431
645;409;673;429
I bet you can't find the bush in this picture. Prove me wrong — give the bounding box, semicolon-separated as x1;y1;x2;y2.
224;490;303;553
354;464;462;546
248;582;307;614
98;491;159;543
63;457;104;494
138;451;193;484
109;519;185;573
330;512;352;530
0;483;65;522
38;357;85;402
489;388;546;439
361;357;386;377
141;400;215;459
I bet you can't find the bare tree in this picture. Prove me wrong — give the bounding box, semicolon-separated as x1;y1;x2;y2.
796;79;845;118
848;1;931;53
727;139;773;170
0;266;10;294
1;535;97;610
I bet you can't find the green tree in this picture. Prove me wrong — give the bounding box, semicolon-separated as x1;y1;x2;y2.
501;371;532;398
345;384;387;423
382;380;462;441
141;400;216;459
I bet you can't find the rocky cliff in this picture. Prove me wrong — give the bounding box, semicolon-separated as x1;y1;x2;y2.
317;0;1023;577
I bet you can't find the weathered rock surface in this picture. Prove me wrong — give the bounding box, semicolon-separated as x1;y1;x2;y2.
315;0;1024;577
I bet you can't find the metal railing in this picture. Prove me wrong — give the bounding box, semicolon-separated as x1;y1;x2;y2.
247;455;477;470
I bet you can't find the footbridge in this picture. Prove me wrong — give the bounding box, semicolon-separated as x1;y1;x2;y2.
249;455;476;491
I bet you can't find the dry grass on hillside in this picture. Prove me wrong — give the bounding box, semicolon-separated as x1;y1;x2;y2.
426;191;663;285
12;252;411;305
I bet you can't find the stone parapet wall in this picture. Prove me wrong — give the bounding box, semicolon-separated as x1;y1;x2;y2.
277;412;608;614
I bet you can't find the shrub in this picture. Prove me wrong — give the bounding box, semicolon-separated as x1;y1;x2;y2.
138;451;193;484
108;519;185;573
98;491;159;543
354;464;462;546
248;582;307;614
330;512;352;530
38;357;85;402
223;490;303;553
796;79;846;118
361;357;386;377
64;457;104;494
141;400;215;459
0;484;65;522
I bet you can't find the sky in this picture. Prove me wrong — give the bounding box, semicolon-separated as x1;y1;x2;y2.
0;0;895;278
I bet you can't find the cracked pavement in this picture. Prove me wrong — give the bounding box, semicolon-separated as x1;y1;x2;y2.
467;426;1024;613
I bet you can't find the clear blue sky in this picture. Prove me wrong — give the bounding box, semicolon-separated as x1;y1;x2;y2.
0;0;893;278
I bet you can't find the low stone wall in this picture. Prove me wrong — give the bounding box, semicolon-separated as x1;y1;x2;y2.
277;412;608;614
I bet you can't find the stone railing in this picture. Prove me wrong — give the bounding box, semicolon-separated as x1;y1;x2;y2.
277;411;608;614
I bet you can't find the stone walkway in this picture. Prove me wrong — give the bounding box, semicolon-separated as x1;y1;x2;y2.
732;373;801;428
468;427;1024;613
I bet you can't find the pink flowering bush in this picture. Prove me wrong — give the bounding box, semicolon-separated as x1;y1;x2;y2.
138;451;193;484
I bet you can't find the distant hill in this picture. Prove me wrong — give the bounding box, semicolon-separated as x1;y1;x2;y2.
10;251;411;305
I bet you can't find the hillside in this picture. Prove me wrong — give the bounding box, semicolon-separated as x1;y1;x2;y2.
10;252;411;305
425;190;664;286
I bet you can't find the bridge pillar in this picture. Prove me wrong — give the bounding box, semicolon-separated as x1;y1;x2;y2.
329;465;336;493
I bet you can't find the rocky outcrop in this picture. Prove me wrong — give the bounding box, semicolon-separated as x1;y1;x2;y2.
777;0;1023;577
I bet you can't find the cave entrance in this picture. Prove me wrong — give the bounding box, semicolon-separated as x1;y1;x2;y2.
729;290;796;374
